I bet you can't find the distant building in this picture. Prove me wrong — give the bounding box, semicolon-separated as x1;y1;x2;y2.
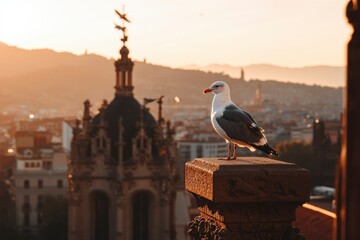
62;120;76;153
240;67;245;81
68;16;180;240
290;126;313;143
178;140;227;162
11;130;68;234
16;117;65;137
0;127;15;178
312;119;341;187
253;83;262;106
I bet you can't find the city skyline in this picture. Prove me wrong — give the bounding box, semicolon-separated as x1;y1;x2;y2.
0;0;351;68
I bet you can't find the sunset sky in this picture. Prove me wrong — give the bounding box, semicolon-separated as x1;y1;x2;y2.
0;0;352;68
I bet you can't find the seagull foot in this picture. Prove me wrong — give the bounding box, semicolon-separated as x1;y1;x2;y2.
230;157;237;160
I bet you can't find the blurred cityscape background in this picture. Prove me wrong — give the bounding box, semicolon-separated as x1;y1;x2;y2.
0;41;341;240
0;1;349;239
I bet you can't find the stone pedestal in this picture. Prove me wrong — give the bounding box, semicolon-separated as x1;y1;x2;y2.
185;157;310;240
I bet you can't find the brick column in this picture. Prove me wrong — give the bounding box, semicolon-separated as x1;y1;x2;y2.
185;157;310;240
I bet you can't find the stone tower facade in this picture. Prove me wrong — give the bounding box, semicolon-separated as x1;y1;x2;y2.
253;83;262;106
68;11;177;240
240;67;245;81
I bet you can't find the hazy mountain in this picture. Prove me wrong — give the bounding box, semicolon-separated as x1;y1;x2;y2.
0;42;343;117
182;63;345;88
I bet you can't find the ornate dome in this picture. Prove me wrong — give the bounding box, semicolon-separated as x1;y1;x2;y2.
86;19;161;162
92;95;159;162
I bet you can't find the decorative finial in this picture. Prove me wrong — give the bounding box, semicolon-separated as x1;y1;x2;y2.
347;0;360;26
83;99;91;120
98;99;108;113
75;119;81;128
114;5;131;45
82;99;92;133
157;96;165;125
113;5;134;96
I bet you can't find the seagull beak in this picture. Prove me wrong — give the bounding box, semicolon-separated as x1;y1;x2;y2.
203;88;213;94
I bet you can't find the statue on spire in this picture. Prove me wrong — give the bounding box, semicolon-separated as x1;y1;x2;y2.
114;6;130;45
113;5;134;96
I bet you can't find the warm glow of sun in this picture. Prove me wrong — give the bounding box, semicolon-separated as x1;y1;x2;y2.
0;0;351;67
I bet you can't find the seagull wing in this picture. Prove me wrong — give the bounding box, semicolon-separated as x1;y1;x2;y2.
226;105;264;131
216;104;265;145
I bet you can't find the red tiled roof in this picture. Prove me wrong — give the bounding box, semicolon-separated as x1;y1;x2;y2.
295;204;335;240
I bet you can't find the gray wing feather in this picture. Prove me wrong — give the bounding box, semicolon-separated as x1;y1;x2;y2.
217;105;264;144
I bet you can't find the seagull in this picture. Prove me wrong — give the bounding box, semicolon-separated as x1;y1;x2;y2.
203;81;279;160
115;9;131;23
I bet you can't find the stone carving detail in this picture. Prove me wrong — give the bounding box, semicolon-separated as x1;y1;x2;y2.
75;138;90;161
77;171;93;187
132;107;153;165
160;179;169;206
228;177;260;197
243;203;281;220
185;158;310;240
228;171;301;199
238;223;286;240
110;180;124;207
347;0;360;30
188;216;227;240
188;219;305;240
69;192;81;206
123;171;136;190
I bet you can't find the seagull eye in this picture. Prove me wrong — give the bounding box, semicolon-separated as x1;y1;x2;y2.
214;85;219;88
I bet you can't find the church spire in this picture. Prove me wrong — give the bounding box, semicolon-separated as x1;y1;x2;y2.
114;6;134;97
240;67;245;81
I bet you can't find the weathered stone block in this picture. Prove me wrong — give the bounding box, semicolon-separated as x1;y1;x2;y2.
186;157;310;240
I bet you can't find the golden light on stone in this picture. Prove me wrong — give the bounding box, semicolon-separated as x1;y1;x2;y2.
354;0;358;10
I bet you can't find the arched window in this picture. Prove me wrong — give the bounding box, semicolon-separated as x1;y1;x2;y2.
24;149;33;158
91;191;109;240
132;191;151;240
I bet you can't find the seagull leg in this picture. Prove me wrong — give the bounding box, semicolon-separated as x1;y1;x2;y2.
226;142;232;160
231;144;237;160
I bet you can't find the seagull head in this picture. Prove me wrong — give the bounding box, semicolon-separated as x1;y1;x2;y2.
203;81;230;95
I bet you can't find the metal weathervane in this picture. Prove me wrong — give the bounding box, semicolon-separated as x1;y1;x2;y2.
114;5;131;45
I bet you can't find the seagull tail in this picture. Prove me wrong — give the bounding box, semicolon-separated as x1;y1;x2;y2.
252;143;279;157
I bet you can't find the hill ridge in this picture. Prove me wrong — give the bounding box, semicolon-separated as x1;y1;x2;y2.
0;42;342;118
